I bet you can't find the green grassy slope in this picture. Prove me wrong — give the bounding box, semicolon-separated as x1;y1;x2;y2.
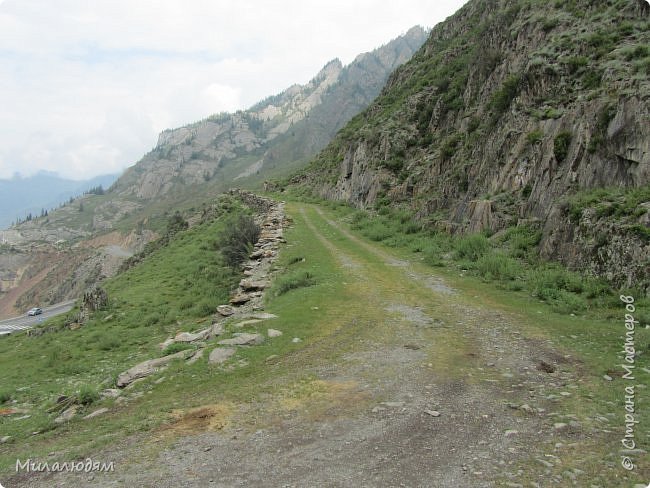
1;196;648;485
0;197;246;467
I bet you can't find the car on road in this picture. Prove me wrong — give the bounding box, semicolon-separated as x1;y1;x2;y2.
27;307;43;316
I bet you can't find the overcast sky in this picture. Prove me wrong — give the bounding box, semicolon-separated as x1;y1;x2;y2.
0;0;468;181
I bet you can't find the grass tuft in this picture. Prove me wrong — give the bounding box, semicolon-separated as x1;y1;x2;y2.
273;271;317;296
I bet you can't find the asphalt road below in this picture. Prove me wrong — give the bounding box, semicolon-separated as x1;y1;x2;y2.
0;300;76;335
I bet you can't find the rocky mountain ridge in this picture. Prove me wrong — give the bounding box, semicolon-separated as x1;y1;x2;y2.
292;0;650;291
0;27;427;317
112;26;427;202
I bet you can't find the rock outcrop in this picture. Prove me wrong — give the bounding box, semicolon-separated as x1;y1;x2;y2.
116;349;195;388
294;0;650;291
110;27;427;203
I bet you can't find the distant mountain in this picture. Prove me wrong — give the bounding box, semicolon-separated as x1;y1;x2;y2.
112;26;428;201
0;172;119;229
7;26;427;241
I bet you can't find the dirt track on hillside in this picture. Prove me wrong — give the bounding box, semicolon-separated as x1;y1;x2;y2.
9;204;619;487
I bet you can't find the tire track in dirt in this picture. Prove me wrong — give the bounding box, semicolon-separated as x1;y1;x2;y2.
15;203;593;488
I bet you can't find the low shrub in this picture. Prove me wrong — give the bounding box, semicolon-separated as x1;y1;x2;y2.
502;225;542;259
553;131;572;162
77;385;99;406
526;130;543;145
143;312;164;327
161;342;195;357
476;254;522;281
490;74;522;116
364;222;394;242
550;290;588;314
193;300;218;317
287;255;305;266
218;214;261;269
454;234;491;261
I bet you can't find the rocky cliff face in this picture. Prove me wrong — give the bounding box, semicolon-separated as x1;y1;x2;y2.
112;26;427;201
295;0;650;291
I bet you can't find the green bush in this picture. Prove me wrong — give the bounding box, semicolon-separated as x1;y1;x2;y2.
287;255;305;265
350;210;369;227
476;254;522;281
441;134;462;161
587;104;615;152
528;266;586;299
0;391;11;403
550;290;588;314
467;117;481;133
490;74;522;116
629;224;650;242
502;225;541;258
382;158;405;173
542;17;559;32
568;186;650;223
454;234;491;261
564;56;588;74
77;385;99;406
582;69;602;89
526;130;543;145
553;131;572;162
623;45;649;61
166;212;189;236
161;342;195;357
217;214;261;269
364;221;394;242
193;300;218;317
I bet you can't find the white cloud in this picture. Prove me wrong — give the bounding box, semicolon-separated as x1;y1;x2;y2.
0;0;468;180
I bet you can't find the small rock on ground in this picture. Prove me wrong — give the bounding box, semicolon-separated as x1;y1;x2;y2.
55;406;78;424
216;305;235;316
218;333;264;346
187;349;205;365
83;408;109;420
208;348;236;365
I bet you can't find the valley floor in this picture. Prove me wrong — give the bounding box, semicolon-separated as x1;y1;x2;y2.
6;201;648;487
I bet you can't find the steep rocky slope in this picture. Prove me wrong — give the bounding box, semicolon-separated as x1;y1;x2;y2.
292;0;650;291
0;28;426;317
